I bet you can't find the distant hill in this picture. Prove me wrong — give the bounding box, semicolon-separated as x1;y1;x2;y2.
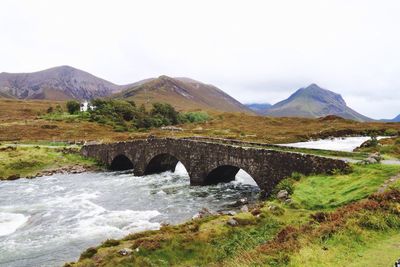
245;103;272;114
113;75;252;113
381;114;400;122
0;66;123;100
265;84;372;122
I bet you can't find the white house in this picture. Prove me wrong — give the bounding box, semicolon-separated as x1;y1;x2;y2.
80;101;95;112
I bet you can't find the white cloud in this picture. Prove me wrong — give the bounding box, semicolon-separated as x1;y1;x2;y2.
1;0;399;119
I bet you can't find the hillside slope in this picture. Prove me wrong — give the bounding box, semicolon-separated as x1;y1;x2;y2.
113;75;252;113
265;84;372;121
0;66;122;100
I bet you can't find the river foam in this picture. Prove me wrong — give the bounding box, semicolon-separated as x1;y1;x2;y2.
0;212;29;237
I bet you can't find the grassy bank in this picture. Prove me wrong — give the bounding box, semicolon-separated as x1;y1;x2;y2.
67;164;400;267
355;136;400;159
0;143;100;180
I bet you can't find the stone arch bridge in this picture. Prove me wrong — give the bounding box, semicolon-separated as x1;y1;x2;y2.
80;137;348;195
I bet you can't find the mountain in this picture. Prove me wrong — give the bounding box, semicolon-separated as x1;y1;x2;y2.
245;103;272;114
0;66;122;100
381;114;400;122
389;114;400;122
112;75;252;113
264;84;372;122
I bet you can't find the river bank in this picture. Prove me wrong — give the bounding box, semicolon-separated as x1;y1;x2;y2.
0;143;101;181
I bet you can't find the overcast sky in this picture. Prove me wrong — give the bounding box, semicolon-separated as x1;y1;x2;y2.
1;0;400;119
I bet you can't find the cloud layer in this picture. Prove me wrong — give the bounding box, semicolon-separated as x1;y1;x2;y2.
1;0;399;119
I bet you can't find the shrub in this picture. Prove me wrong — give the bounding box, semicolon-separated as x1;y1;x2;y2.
79;247;98;260
89;99;190;131
183;112;210;123
291;172;302;181
101;239;120;247
274;178;295;195
66;100;80;114
358;213;388;230
384;129;398;136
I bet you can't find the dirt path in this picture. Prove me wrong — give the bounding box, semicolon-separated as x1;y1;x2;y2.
377;173;400;193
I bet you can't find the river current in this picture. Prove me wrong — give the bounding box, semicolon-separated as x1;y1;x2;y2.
0;164;258;267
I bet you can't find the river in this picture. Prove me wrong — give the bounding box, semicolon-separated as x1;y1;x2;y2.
280;136;384;152
0;164;258;267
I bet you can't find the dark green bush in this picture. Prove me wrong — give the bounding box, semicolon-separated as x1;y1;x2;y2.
79;247;98;260
182;112;210;123
101;239;121;247
66;100;80;114
384;129;398;136
273;178;295;195
291;172;302;181
88;99;210;131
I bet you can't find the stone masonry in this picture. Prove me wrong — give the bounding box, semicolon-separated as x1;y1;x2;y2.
80;137;349;195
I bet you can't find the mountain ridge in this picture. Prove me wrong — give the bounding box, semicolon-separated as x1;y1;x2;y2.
0;65;122;100
264;84;372;121
112;75;252;113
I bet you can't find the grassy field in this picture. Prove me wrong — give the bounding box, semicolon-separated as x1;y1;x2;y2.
67;164;400;267
292;164;400;209
1;99;400;144
0;143;99;180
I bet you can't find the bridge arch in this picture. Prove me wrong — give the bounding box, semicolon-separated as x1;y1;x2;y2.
205;164;259;186
110;154;134;171
144;153;187;175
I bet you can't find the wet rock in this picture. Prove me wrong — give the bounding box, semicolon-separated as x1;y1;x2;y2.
277;190;289;201
226;210;237;216
240;205;249;212
118;248;133;256
192;213;201;220
7;174;20;180
227;218;239;226
193;208;217;219
233;198;248;207
285;198;292;204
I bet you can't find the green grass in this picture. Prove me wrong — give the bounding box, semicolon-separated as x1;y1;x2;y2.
292;164;400;209
0;144;98;180
289;225;400;267
40;112;89;122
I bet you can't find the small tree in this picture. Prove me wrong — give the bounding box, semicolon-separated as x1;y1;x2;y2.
66;100;80;114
